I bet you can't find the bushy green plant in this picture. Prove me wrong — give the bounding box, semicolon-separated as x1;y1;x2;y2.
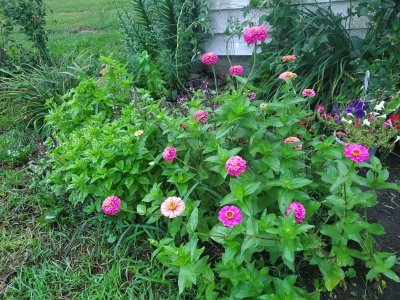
138;82;400;297
44;57;168;213
0;0;49;63
119;0;211;91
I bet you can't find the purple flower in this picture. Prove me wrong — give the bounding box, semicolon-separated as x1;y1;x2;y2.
354;109;366;119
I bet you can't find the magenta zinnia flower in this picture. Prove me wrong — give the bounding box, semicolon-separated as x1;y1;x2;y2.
201;52;218;65
344;144;369;163
218;205;243;228
302;89;316;97
284;136;302;150
161;197;185;218
229;65;244;76
225;156;247;176
243;26;268;45
285;202;306;223
162;146;177;162
193;109;209;124
248;92;257;101
102;196;121;215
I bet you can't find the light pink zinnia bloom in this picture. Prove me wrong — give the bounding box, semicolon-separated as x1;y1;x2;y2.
225;156;247;176
302;89;316;97
248;92;257;101
218;205;243;228
193;109;209;124
278;71;297;80
102;196;121;215
229;65;244;76
134;130;143;137
284;136;302;150
243;26;268;45
344;144;369;163
282;55;296;62
161;197;185;218
162;146;177;162
201;52;218;65
285;202;306;223
315;104;325;114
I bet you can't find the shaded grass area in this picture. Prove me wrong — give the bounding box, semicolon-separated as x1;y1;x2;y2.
0;166;185;299
45;0;130;57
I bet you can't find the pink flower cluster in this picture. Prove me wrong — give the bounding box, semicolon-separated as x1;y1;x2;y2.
201;52;218;65
225;156;247;176
302;89;316;97
344;144;369;163
218;205;243;228
229;65;244;76
243;26;268;45
284;136;302;150
193;110;209;124
285;202;306;223
163;146;177;162
102;196;121;215
315;104;325;114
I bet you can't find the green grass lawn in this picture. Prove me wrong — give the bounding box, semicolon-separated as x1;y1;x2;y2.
45;0;130;57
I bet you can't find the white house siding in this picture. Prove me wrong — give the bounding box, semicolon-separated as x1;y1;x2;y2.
205;0;369;56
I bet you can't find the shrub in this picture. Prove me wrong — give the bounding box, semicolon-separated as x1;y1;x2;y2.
119;0;211;91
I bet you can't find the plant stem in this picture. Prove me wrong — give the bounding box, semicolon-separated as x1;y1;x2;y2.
240;43;257;94
212;65;218;95
343;182;347;217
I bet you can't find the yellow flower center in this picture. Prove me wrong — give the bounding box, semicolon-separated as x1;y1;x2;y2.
103;199;112;207
166;200;178;211
351;149;362;156
225;210;235;220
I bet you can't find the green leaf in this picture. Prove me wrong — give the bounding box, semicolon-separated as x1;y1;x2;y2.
178;263;197;294
187;207;199;233
136;204;146;215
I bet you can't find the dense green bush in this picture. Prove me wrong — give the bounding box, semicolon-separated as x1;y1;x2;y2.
43;53;400;298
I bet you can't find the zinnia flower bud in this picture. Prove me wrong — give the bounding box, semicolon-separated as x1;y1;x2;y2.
229;65;244;76
285;202;306;223
201;52;218;65
225;156;247;176
193;110;209;124
102;196;121;215
162;146;177;162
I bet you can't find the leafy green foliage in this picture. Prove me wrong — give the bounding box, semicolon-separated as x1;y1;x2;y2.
120;0;211;90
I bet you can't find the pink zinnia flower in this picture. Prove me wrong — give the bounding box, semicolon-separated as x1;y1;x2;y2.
225;156;247;176
162;146;177;162
243;26;268;45
315;104;325;114
285;202;306;223
283;136;302;150
282;55;296;62
302;89;316;97
161;197;185;218
344;144;369;163
229;65;244;76
278;71;297;80
193;109;209;124
102;196;121;215
248;92;257;101
201;52;218;65
218;205;243;228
